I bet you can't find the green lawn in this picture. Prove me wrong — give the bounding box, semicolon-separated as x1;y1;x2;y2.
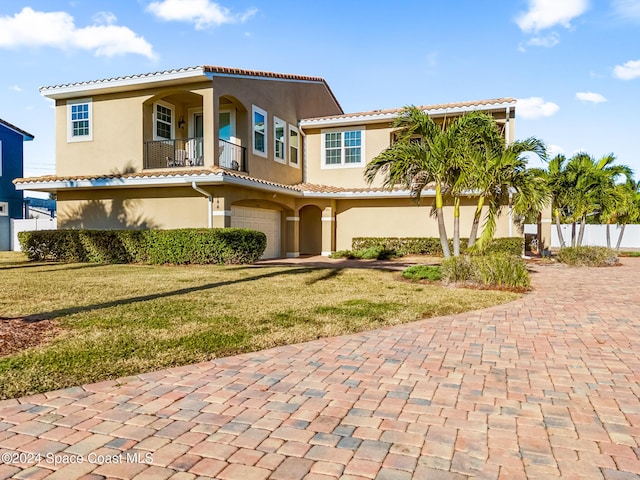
0;252;520;399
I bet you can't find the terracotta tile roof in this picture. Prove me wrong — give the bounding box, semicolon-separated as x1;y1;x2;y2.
301;97;517;124
39;66;342;112
203;66;327;83
40;66;206;92
0;118;34;140
14;169;418;196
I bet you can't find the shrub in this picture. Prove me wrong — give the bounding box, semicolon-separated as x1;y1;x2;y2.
329;247;398;260
18;228;266;265
352;237;523;257
402;265;442;281
441;254;530;288
556;247;619;267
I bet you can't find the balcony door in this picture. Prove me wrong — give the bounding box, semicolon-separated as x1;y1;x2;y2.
219;109;239;170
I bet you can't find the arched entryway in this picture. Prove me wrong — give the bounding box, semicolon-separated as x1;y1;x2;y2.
299;205;322;255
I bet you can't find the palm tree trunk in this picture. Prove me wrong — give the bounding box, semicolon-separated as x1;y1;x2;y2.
616;223;626;250
536;212;543;254
577;215;587;246
468;196;484;248
606;223;611;249
435;183;451;258
453;196;460;257
555;208;565;247
571;222;576;247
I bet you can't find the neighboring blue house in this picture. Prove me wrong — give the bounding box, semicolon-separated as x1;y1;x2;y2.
0;118;34;250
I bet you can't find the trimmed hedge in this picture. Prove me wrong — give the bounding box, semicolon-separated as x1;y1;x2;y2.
18;228;266;265
352;237;524;257
556;246;619;267
441;254;530;288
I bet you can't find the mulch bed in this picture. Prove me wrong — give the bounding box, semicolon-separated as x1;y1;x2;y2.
0;318;60;358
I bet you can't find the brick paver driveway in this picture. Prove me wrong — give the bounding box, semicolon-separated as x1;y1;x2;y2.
1;259;640;479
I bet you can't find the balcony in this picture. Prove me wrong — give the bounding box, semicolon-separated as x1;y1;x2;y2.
145;137;204;169
219;139;247;173
144;137;248;173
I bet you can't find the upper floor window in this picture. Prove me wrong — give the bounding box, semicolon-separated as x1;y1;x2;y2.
252;105;267;157
154;102;173;140
67;98;92;143
322;128;364;168
289;125;299;168
274;117;286;163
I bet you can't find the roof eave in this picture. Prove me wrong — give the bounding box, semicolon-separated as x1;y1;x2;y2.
40;67;212;100
300;99;517;129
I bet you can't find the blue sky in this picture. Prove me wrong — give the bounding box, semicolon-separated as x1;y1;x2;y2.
1;0;639;188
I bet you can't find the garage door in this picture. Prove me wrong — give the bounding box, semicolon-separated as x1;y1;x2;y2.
231;206;281;259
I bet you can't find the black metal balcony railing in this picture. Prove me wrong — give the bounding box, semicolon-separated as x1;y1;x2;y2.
145;137;204;169
219;139;247;172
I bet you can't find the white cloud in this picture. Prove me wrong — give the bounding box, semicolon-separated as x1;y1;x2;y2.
0;7;155;58
9;85;22;92
612;0;640;19
517;97;560;119
516;0;589;33
547;144;565;158
526;33;560;48
93;11;117;25
613;59;640;80
147;0;257;30
576;91;607;103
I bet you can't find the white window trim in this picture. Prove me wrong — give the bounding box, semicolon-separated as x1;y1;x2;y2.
252;105;268;158
288;125;300;169
273;116;286;164
67;98;93;143
153;100;175;141
320;126;365;169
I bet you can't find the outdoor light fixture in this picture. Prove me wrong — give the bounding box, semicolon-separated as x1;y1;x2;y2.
178;116;185;129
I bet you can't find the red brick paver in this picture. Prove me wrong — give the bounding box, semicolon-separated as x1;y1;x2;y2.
2;258;640;478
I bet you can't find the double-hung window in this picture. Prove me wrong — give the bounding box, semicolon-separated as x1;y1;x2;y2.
274;117;286;163
289;125;299;167
67;98;92;142
154;102;173;140
322;128;364;167
252;105;267;157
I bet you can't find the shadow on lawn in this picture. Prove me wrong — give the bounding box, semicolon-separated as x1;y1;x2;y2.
10;266;334;322
0;262;108;272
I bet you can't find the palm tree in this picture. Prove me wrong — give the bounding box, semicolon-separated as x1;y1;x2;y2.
565;153;631;246
465;137;548;250
364;106;464;258
606;178;639;250
544;155;571;247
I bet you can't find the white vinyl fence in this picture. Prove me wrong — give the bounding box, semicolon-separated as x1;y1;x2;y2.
550;224;640;249
11;217;57;251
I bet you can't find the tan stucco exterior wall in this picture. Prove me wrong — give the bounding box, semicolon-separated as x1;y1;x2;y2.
303;124;392;189
211;76;341;186
333;197;519;251
55;82;213;177
57;187;209;229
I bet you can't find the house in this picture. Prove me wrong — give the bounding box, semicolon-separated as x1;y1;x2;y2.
14;66;518;259
0;118;34;250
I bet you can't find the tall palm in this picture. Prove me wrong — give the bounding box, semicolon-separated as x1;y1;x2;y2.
565;153;630;246
465;136;548;250
544;155;571;247
612;179;640;250
365;106;462;258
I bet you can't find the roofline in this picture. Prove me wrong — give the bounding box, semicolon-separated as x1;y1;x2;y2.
0;118;34;141
40;66;212;100
14;173;440;199
39;65;343;112
300;98;517;128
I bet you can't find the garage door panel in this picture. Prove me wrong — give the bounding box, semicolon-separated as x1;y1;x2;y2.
231;206;280;259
